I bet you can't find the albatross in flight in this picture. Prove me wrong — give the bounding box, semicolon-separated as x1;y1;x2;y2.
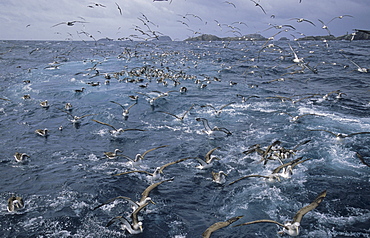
234;190;327;236
106;202;150;234
195;147;221;169
91;119;145;136
202;216;243;238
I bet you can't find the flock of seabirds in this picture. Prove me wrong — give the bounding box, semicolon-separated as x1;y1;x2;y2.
2;0;370;237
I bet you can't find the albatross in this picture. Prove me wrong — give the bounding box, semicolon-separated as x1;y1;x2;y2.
104;149;123;159
228;157;311;185
234;190;327;236
7;195;25;212
196;118;232;136
308;129;370;139
92;119;145;136
106;202;150;234
158;104;194;121
110;100;137;120
14;152;30;162
94;178;174;212
114;157;194;181
116;145;169;167
202;216;243;238
195;147;221;169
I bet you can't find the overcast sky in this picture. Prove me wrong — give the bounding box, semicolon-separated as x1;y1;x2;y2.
0;0;369;41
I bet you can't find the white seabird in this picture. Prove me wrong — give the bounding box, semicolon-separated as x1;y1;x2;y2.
7;195;25;212
14;152;30;162
234;190;327;236
195;147;221;169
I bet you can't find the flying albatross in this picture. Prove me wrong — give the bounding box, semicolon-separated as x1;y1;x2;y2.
158;104;195;121
58;108;97;124
110;100;137;120
94;178;174;212
196;118;232;136
200;102;235;116
91;119;145;136
202;216;243;238
233;190;327;236
308;129;370;139
106;202;150;234
116;145;168;167
114;157;194;181
195;147;221;169
228;157;311;185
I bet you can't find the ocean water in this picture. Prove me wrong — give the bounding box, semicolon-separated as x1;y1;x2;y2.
0;39;369;238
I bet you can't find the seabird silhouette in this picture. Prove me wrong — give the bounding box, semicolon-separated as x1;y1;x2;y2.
51;20;88;28
115;2;122;15
250;0;266;14
223;1;236;8
234;190;327;236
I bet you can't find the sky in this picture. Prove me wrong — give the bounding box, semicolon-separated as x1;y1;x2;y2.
0;0;369;41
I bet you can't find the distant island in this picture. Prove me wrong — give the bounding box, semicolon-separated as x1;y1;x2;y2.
184;29;370;41
152;35;172;41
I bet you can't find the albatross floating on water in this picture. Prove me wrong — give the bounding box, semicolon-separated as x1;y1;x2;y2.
234;190;327;236
35;128;48;137
211;171;228;184
104;149;123;159
7;195;24;212
14;152;30;162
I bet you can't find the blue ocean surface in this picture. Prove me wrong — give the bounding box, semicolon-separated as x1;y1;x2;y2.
0;39;369;237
